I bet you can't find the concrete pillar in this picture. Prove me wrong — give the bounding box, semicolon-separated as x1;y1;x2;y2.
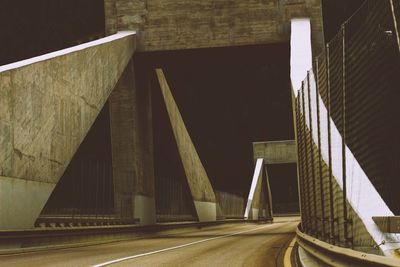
104;0;118;35
109;60;156;225
155;69;216;222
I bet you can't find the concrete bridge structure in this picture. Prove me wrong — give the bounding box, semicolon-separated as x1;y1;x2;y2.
1;0;400;266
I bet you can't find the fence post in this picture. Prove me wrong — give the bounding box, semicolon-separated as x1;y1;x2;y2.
315;58;326;240
390;0;400;53
296;94;307;231
307;71;318;236
301;82;313;234
341;24;351;248
326;43;336;245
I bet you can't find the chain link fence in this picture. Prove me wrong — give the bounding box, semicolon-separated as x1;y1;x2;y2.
295;0;400;250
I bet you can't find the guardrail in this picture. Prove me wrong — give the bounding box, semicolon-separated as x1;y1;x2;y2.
296;225;400;267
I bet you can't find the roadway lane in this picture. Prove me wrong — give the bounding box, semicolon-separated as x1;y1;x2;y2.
0;217;299;267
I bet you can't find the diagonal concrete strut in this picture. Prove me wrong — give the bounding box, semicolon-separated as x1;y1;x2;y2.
155;69;216;222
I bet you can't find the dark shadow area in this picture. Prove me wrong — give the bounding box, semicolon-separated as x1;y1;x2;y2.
135;43;293;197
0;0;105;65
40;103;114;217
321;0;365;42
267;163;299;214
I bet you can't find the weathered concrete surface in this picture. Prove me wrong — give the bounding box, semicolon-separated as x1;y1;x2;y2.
108;59;156;225
0;176;54;229
0;32;135;229
373;216;400;233
104;0;118;35
107;0;324;55
155;69;216;222
253;140;297;164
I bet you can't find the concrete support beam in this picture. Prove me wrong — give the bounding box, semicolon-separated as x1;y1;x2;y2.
112;0;324;54
372;216;400;233
0;32;135;229
155;69;216;222
109;60;156;225
244;158;273;221
253;140;297;164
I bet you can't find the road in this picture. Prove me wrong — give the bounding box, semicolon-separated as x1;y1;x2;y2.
0;217;299;267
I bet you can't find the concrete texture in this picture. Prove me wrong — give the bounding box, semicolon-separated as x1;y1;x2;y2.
373;216;400;233
106;0;324;55
193;201;217;222
253;140;297;164
0;176;55;229
155;69;216;222
104;0;118;35
134;195;156;225
0;32;135;229
108;59;155;224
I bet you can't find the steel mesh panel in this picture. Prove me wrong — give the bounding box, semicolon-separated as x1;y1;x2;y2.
344;0;400;213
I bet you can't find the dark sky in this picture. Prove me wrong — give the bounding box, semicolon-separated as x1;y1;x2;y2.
0;0;105;65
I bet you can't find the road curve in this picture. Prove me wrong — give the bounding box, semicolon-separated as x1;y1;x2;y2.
0;217;299;267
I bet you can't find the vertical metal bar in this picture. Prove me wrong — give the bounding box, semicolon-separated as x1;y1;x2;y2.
326;44;336;244
301;83;312;234
291;83;304;229
299;89;309;232
315;58;326;240
390;0;400;53
307;71;318;236
342;24;350;247
299;91;309;232
295;94;306;230
94;161;100;220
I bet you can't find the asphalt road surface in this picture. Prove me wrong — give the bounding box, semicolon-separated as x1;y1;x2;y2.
0;217;299;267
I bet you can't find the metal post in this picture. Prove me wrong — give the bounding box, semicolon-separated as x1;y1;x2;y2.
326;44;336;245
307;71;318;236
342;24;350;248
315;58;326;240
390;0;400;53
301;83;312;234
296;94;307;230
292;88;305;229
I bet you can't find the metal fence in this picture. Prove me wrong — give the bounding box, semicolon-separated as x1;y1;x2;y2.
155;176;197;222
215;191;246;219
294;0;400;249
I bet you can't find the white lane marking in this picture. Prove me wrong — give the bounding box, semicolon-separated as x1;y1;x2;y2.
92;224;278;267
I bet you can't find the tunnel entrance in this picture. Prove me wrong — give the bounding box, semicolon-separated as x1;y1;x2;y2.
137;43;296;210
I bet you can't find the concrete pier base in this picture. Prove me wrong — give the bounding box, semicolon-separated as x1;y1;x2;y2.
0;176;55;229
194;201;217;222
134;195;156;225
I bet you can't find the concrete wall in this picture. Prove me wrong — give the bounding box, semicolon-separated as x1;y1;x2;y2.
0;32;135;229
108;59;156;224
156;69;216;222
106;0;324;55
253;140;297;164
